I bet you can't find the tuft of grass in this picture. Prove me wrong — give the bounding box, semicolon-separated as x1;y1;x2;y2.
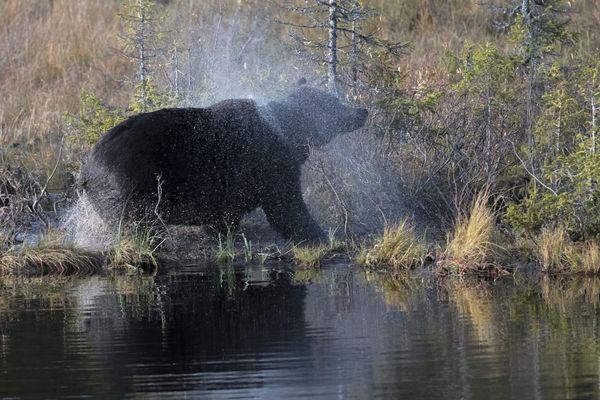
438;191;506;276
533;226;600;275
0;233;100;276
293;245;328;267
241;233;253;263
579;241;600;275
536;226;571;274
216;230;236;264
107;226;163;271
291;228;349;268
327;228;345;252
356;219;427;271
445;192;495;264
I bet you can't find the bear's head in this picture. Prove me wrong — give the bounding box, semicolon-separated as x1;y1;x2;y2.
286;83;368;147
266;82;368;160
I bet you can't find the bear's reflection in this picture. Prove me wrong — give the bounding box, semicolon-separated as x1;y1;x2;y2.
82;266;308;381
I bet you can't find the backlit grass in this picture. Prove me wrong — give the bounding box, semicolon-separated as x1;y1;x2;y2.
536;226;571;274
0;233;100;276
293;245;328;268
438;191;506;277
534;226;600;275
356;219;427;271
107;226;163;271
216;230;237;264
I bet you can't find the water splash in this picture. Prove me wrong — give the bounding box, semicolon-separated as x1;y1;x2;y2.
61;192;115;251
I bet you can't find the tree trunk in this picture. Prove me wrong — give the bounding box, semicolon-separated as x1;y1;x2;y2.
328;0;338;94
351;19;358;87
137;0;149;109
521;0;535;166
592;91;597;155
172;45;179;99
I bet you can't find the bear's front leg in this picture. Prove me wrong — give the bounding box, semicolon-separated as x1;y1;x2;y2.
262;181;325;244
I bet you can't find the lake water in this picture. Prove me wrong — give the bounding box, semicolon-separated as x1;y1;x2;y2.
1;264;600;399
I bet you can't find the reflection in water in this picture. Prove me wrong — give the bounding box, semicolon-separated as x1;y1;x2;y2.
2;267;600;399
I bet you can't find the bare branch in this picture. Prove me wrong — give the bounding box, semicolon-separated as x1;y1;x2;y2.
510;140;558;196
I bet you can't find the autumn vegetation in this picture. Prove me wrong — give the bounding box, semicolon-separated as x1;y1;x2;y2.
2;0;600;276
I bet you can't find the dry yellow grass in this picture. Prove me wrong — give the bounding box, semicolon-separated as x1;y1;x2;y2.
537;226;571;273
445;193;495;261
579;241;600;275
357;219;427;271
0;226;165;276
535;226;600;275
438;191;507;276
0;234;100;276
0;0;130;147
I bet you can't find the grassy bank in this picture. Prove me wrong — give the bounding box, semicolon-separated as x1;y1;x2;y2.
2;221;599;280
0;229;160;277
0;235;101;276
351;191;600;279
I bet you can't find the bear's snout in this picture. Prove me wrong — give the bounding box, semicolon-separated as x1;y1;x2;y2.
356;108;368;124
348;107;368;130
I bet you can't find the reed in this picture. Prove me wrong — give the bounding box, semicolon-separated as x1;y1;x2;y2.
107;226;163;270
216;230;236;264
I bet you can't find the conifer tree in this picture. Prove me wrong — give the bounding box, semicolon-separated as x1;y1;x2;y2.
492;0;575;164
119;0;172;112
280;0;403;93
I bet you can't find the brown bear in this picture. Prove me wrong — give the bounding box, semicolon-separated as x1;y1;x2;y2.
77;82;368;242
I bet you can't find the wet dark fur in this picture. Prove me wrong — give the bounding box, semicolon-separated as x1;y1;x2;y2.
78;85;368;242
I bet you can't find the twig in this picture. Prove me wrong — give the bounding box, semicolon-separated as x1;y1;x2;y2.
153;174;172;242
510;140;558;196
317;155;350;236
31;135;65;227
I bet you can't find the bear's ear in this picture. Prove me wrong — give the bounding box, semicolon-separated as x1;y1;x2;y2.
297;77;307;86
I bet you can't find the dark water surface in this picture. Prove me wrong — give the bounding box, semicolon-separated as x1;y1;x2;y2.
2;264;600;399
